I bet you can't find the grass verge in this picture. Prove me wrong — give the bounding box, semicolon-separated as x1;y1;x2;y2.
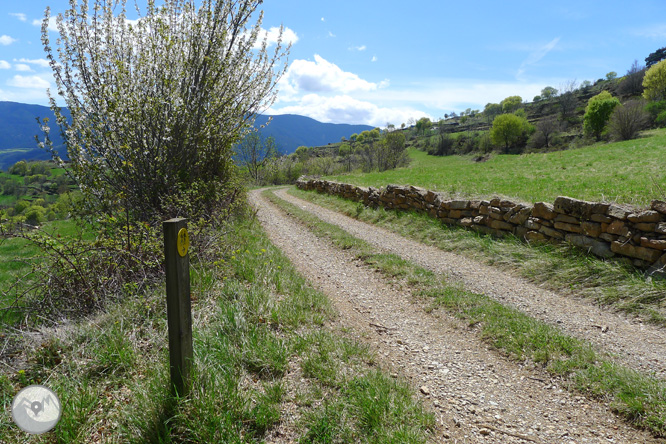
0;214;434;443
288;187;666;325
265;188;666;437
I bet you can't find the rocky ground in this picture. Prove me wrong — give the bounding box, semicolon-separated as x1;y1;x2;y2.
250;188;664;443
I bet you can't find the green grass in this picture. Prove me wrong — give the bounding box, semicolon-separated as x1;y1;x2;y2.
0;215;435;443
327;128;666;206
289;187;666;325
265;188;666;437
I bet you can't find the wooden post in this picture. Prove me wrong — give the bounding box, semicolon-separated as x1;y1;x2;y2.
163;218;193;397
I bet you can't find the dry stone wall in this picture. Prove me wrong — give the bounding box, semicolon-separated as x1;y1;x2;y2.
295;178;666;277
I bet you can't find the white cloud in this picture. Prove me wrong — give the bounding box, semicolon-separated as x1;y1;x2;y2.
328;31;336;38
270;94;431;127
14;58;50;68
0;35;17;46
7;75;51;90
321;17;325;22
279;54;386;98
350;45;367;52
32;17;58;32
516;37;561;80
9;13;27;22
254;26;299;49
15;64;32;72
0;61;10;70
371;56;378;62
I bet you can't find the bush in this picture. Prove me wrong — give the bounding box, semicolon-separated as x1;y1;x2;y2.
609;100;649;141
428;134;454;156
14;200;30;215
583;91;620;140
645;100;666;125
24;206;46;226
656;110;666;128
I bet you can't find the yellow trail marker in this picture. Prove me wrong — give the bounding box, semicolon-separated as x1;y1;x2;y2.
177;228;189;257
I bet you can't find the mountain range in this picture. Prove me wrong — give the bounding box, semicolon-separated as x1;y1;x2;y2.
0;101;372;170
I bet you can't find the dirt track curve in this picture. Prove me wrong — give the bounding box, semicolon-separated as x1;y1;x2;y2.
250;187;663;444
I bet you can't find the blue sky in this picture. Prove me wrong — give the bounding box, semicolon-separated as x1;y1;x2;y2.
1;1;666;127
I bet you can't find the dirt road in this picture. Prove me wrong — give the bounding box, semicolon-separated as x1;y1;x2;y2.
250;188;662;443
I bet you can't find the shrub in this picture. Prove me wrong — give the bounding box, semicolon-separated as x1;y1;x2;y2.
608;100;649;141
583;91;620;140
24;206;46;226
14;200;30;215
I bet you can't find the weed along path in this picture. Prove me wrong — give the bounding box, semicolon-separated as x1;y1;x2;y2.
249;188;660;444
274;188;666;381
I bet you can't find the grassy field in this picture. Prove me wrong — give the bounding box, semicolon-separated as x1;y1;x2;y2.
327;129;666;206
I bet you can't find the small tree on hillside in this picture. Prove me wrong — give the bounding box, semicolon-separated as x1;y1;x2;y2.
643;59;666;102
500;96;523;113
583;91;620;140
490;113;531;153
484;103;502;123
619;60;646;96
528;117;560;149
415;117;432;135
646;46;666;67
541;86;558;100
558;80;579;120
236;133;277;183
608;100;649;141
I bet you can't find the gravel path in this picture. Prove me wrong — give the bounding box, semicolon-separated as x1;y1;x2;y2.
250;188;661;444
276;188;666;380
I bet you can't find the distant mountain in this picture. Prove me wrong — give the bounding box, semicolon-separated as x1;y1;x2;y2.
0;101;372;169
0;101;68;170
254;114;373;154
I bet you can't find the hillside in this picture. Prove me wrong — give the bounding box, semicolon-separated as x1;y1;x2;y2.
326;128;666;206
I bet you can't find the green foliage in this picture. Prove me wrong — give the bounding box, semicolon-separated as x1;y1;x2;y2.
643;59;666;101
606;71;618;81
484;102;502;119
414;117;431;135
490;113;531;152
2;179;18;196
657;110;666;128
40;0;288;225
541;86;558;99
13;200;29;215
583;91;621;140
8;160;27;176
646;46;666;67
500;95;522;113
24;205;46;226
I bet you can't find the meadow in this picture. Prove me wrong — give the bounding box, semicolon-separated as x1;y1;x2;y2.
328;129;666;206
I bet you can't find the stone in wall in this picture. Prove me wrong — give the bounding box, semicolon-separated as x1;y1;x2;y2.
533;202;557;220
554;196;609;219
